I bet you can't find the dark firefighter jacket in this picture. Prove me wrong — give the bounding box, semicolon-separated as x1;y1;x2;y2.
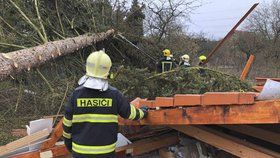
62;85;145;158
156;57;177;73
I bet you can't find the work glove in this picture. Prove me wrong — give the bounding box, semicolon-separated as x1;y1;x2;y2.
140;105;149;118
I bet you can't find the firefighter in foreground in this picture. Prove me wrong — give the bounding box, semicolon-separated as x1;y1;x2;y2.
62;50;148;158
156;49;177;73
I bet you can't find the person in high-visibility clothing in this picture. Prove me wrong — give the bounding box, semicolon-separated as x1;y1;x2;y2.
62;50;148;158
156;49;177;73
179;54;191;67
198;55;207;66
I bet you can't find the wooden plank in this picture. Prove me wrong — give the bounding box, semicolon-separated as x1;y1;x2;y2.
256;77;280;86
139;100;155;108
155;97;174;107
174;94;202;106
221;125;280;146
13;143;132;158
201;126;280;158
202;92;255;106
240;55;255;80
10;145;69;158
119;100;280;125
134;92;256;109
202;3;259;65
10;151;40;158
116;133;179;156
171;126;279;158
252;86;263;92
203;92;240;105
40;118;63;150
0;129;49;157
14;136;178;158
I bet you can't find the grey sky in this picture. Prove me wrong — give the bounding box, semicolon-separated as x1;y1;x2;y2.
188;0;273;39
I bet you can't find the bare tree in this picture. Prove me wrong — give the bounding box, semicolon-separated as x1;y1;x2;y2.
245;0;280;59
246;0;280;42
233;31;264;58
144;0;200;42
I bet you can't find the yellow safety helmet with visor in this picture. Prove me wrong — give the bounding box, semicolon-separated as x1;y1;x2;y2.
86;50;112;79
163;49;171;57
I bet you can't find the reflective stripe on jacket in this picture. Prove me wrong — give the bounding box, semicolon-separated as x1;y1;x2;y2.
62;86;144;157
157;57;177;73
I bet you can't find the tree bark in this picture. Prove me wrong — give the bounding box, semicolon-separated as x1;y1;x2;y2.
0;29;115;81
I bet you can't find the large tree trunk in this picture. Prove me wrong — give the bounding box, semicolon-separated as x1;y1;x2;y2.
0;29;115;81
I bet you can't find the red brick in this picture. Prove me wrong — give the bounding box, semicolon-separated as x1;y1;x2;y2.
202;92;239;106
139;100;155;108
155;97;174;107
174;94;202;106
239;92;256;104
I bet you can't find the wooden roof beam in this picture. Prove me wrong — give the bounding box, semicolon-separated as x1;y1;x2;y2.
220;125;280;146
116;132;179;156
171;126;280;158
119;100;280;125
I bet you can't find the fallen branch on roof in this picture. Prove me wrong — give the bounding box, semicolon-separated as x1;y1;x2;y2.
0;29;114;81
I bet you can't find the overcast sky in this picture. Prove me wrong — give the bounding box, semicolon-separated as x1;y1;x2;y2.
188;0;273;39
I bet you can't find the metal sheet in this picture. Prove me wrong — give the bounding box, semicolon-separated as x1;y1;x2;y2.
257;79;280;100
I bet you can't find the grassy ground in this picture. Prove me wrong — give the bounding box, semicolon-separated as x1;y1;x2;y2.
0;116;39;145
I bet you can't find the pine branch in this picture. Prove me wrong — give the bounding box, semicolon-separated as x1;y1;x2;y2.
36;68;54;93
0;42;26;49
9;0;47;43
0;16;40;45
34;0;48;42
55;0;65;35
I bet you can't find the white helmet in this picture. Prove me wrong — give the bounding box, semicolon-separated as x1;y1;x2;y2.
181;54;190;62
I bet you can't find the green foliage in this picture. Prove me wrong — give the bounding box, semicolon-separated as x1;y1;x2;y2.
0;0;115;52
111;67;252;100
126;0;145;43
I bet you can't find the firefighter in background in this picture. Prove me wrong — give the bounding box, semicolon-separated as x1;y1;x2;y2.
63;50;148;158
198;55;207;66
179;54;191;67
157;49;177;73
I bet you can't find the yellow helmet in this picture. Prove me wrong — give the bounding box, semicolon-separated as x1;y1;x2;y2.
163;49;171;57
199;55;207;62
86;50;112;79
181;54;190;62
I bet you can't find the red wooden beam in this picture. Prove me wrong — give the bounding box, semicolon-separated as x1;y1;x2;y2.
138;92;256;109
256;77;280;86
116;133;179;156
40;118;63;150
240;55;255;80
252;86;263;92
119;100;280;125
171;126;280;158
203;3;259;65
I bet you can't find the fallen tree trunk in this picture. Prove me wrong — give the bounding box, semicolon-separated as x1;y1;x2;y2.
0;29;115;81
